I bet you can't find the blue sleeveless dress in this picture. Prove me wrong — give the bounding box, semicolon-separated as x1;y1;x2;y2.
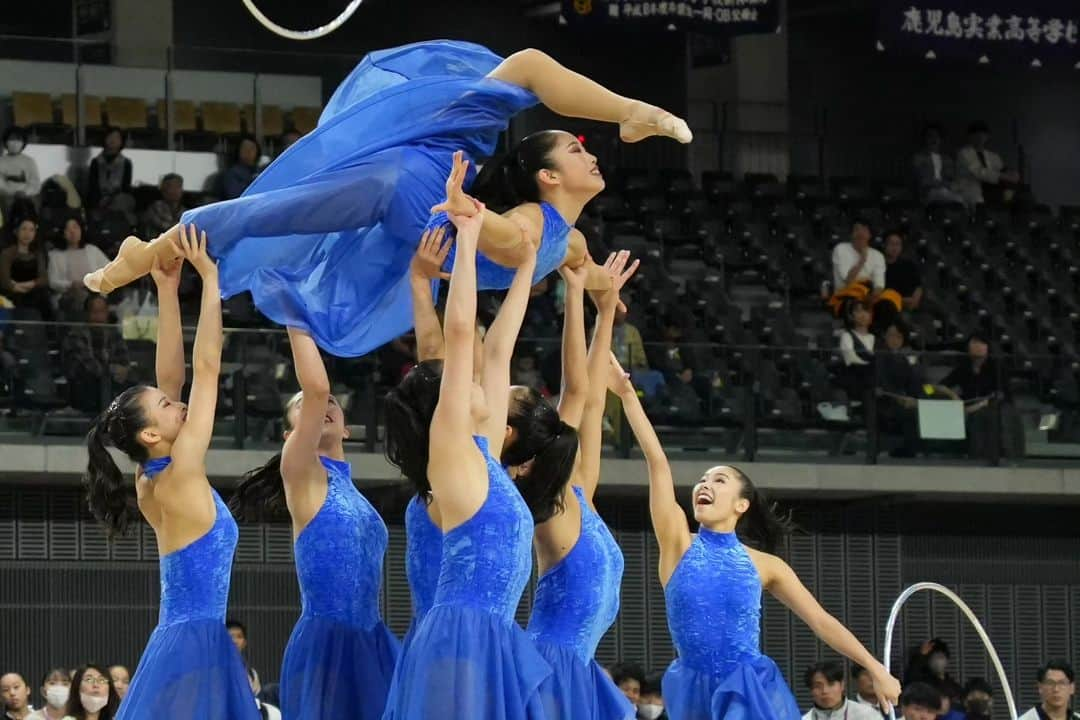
180;40;572;357
279;457;400;720
117;457;259;720
526;486;634;720
383;436;552;719
402;493;442;648
662;529;801;720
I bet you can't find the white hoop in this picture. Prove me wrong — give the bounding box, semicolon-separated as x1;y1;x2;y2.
242;0;364;41
883;582;1019;720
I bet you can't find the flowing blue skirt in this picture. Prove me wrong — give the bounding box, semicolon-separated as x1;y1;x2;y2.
182;40;538;357
116;618;260;720
279;614;400;720
662;655;801;720
383;604;552;720
534;642;635;720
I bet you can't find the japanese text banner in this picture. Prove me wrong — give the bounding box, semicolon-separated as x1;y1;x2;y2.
878;0;1080;67
562;0;779;36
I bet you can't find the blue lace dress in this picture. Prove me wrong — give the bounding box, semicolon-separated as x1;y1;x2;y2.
180;40;575;357
383;436;552;719
402;493;442;650
526;486;634;720
278;457;400;720
662;528;801;720
117;457;259;720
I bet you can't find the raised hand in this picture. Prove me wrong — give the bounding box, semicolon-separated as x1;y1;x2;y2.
605;351;635;398
176;224;216;278
448;198;485;247
430;151;479;218
590;249;640;311
870;668;902;715
150;243;184;291
558;251;590;292
410;226;452;281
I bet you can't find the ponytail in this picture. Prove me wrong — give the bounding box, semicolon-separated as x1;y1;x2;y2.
384;361;443;497
229;453;287;522
730;465;794;553
83;385;151;539
503;387;580;523
469;130;562;212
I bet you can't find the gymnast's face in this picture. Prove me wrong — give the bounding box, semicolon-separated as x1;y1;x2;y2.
138;387;188;447
284;391;349;447
692;465;748;527
541;132;605;200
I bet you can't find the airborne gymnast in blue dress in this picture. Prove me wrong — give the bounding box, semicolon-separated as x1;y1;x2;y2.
228;325;399;720
83;226;260;720
611;358;903;720
84;40;690;357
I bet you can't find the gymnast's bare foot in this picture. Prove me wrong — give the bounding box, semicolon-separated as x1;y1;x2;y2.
619;101;693;144
84;235;146;295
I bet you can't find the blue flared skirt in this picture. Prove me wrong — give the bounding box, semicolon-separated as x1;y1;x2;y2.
534;641;635;720
383;604;552;720
116;618;260;720
662;655;801;720
181;40;538;357
279;614;401;720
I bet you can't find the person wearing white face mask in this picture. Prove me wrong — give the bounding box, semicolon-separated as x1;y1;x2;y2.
637;672;667;720
0;127;41;216
26;669;70;720
59;666;117;720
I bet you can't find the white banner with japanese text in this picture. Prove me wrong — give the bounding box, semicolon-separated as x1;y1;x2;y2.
878;1;1080;68
561;0;779;36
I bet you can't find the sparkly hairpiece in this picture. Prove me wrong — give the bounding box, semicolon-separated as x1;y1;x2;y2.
107;399;121;415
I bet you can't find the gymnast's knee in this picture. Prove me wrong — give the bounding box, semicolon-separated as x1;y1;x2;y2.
492;48;552;87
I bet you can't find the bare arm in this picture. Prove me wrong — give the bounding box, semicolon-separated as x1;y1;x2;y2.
169;227;222;475
556;259;589;430
759;552;901;712
150;250;186;401
481;238;537;457
611;356;691;584
280;328;331;481
410;227;451;362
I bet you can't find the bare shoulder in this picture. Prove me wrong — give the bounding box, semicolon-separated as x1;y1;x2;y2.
506;202;544;226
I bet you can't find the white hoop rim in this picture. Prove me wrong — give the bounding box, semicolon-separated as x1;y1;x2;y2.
883;582;1019;720
242;0;364;41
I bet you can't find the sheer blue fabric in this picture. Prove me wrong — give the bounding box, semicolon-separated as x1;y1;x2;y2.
117;458;259;720
181;40;543;357
527;486;633;720
662;529;800;720
383;436;551;719
279;457;400;720
403;494;442;643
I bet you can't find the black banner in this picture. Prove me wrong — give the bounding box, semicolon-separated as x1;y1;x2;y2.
878;1;1080;68
562;0;779;36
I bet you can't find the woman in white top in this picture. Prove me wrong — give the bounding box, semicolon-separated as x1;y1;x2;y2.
838;300;876;403
48;218;109;315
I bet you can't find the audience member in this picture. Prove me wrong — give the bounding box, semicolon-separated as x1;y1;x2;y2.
904;639;964;704
899;682;943;720
829;220;900;330
1019;660;1078;720
883;231;922;314
256;698;282;720
611;662;645;706
912;124;962;206
852;665;887;717
637;671;666;720
104;668;128;703
223;136;261;200
613;305;647;371
939;333;1024;459
0;217;53;319
955;121;1019;209
227;619;262;697
48;217;109;317
1;673;33;719
837;300;875;401
85;128;135;224
961;678;993;720
803;661;881;720
876;321;924;457
62;665;118;720
511;353;543;390
280;129;302;151
141;173;186;239
0;127;41;216
26;669;69;720
61;294;131;413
